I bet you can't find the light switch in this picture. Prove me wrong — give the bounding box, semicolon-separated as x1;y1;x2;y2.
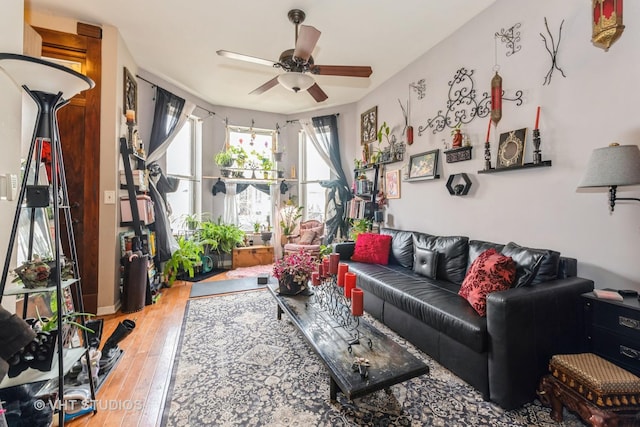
104;190;116;204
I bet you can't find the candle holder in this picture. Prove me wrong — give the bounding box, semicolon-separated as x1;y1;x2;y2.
484;140;492;171
126;121;136;152
532;129;542;164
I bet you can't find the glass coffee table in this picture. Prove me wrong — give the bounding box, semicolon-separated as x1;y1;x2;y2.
267;283;429;401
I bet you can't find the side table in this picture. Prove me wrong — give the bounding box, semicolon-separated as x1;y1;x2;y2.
232;245;274;268
582;291;640;377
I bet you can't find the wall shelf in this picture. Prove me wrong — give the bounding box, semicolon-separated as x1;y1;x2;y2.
478;160;552;174
404;174;441;182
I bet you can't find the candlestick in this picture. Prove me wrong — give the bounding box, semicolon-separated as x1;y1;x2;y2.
337;263;349;287
532;129;542;164
125;109;136;124
351;288;364;316
329;253;340;275
534;106;541;130
322;258;330;279
484;119;492;171
311;271;320;286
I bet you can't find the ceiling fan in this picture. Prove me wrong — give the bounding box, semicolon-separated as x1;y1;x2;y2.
217;9;372;103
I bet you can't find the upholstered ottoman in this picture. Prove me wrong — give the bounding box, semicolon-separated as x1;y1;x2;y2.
538;353;640;426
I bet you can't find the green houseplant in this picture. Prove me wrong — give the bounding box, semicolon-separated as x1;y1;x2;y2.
195;218;245;268
214;149;234;167
349;218;372;241
164;236;204;285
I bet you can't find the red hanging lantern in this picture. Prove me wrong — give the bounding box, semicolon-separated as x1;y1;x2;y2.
592;0;624;50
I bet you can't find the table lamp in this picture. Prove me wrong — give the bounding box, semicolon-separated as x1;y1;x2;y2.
578;143;640;212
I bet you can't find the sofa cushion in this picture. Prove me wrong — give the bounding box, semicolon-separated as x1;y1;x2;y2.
502;242;560;287
413;246;438;279
459;248;516;316
351;233;392;265
380;228;415;268
467;240;505;271
298;230;316;245
413;234;469;284
346;260;488;353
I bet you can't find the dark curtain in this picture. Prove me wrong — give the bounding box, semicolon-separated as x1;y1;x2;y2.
312;115;352;243
148;87;186;158
236;183;270;195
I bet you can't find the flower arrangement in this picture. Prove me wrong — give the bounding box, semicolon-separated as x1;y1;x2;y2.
272;250;316;292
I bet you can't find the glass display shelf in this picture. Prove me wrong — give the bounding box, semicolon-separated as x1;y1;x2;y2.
0;347;86;390
2;278;80;296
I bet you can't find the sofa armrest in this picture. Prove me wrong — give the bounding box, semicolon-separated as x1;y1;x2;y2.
333;242;355;260
485;276;594;410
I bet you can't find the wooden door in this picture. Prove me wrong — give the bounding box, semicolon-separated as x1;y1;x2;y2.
34;24;102;314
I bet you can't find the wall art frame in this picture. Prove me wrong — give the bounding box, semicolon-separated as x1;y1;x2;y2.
407;149;440;181
360;106;378;144
385;169;400;199
123;67;137;113
496;128;527;169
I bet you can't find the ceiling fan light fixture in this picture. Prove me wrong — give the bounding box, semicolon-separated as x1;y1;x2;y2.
278;72;314;93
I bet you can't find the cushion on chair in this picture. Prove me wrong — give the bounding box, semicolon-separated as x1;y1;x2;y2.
351;233;392;265
298;230;316;245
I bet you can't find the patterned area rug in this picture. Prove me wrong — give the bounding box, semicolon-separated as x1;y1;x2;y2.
163;291;583;426
224;263;274;279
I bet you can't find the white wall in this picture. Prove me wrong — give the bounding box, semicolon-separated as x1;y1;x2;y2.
0;1;24;312
346;0;639;290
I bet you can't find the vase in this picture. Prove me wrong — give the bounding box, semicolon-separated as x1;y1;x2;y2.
278;274;306;295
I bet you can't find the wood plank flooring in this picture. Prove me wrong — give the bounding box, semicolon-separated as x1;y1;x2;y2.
68;272;230;427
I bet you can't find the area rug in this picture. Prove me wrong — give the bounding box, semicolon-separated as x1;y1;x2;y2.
162;291;582;426
225;263;274;279
189;277;274;298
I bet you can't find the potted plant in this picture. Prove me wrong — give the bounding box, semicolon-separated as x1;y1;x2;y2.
214;149;234;167
259;156;273;179
164;236;204;285
195;217;245;268
230;146;248;177
349;218;372;241
272;250;316;295
279;202;303;240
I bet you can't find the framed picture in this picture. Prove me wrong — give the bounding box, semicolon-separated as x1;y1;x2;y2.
385;169;400;199
360;106;377;144
407;149;439;180
123;67;137;113
497;128;527;168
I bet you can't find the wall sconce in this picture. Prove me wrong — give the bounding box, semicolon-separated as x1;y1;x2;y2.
592;0;625;50
578;143;640;212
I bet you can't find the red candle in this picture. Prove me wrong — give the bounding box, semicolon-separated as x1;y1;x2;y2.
344;273;356;298
329;253;340;275
351;288;364;316
317;262;323;278
337;263;349;287
534;106;541;129
311;271;320;286
486;118;492;142
322;257;330;277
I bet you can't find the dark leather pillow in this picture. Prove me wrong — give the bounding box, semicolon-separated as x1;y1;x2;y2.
413;245;438;279
502;242;560;285
413;234;469;284
380;228;415;268
501;242;545;287
467;240;505;271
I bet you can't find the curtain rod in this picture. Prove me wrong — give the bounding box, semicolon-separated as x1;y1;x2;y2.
286;113;340;124
136;74;217;117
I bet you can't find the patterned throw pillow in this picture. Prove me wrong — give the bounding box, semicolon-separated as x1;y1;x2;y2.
458;248;516;316
351;233;392;265
298;230;316;245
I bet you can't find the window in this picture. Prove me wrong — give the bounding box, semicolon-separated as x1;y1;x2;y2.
300;130;331;222
166;117;201;230
227;126;276;230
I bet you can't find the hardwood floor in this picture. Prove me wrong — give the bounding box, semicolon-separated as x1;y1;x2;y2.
68;273;230;427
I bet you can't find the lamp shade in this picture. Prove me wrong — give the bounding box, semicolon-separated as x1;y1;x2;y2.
578;144;640;188
277;72;314;93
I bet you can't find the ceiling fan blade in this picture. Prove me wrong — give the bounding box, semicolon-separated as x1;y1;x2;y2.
217;50;277;68
307;83;328;103
249;77;279;95
293;25;321;61
313;65;373;78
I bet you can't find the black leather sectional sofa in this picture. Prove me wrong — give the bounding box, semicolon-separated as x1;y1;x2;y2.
334;228;594;410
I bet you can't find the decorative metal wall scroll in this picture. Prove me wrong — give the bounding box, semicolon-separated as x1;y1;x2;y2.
409;79;426;100
541;18;567;86
495;23;522;56
417;68;523;136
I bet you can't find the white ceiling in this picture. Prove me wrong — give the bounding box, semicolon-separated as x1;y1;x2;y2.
26;0;496;115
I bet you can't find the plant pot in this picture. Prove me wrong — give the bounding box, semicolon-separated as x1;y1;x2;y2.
220;168;231;178
277;274;306;295
260;232;272;245
273;152;283;162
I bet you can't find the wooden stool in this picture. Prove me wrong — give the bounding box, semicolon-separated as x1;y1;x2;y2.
538;353;640;427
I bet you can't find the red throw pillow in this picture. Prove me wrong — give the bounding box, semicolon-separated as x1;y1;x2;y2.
351;233;392;265
458;248;516;316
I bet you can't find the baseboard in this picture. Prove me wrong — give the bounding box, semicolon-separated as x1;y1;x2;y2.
97;300;122;316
